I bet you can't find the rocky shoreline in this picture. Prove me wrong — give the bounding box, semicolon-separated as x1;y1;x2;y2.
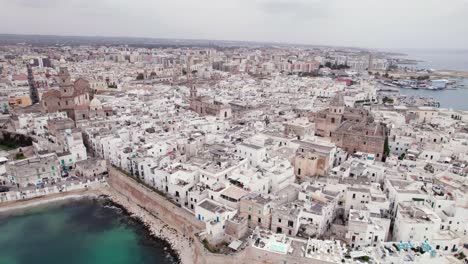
97;194;181;263
99;187;195;264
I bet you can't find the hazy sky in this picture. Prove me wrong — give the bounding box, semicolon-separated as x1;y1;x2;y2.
1;0;467;49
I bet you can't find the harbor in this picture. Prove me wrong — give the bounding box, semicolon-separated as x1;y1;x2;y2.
379;78;464;91
398;87;468;110
377;77;468;110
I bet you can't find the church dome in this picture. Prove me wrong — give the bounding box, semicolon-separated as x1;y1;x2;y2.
89;97;102;108
330;93;345;107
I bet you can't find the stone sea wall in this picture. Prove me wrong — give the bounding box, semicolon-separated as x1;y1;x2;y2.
107;166;205;234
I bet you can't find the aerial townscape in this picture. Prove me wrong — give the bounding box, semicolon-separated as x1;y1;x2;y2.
0;35;467;264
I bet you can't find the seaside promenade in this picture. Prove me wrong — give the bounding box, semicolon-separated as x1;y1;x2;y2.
0;177;105;205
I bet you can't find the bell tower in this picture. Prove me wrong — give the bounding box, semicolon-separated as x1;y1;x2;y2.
187;55;197;99
190;84;197;98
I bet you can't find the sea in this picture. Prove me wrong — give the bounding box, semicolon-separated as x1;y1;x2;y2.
395;49;468;71
392;49;468;110
0;198;179;264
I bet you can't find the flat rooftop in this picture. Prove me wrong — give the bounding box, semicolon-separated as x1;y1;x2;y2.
198;199;233;214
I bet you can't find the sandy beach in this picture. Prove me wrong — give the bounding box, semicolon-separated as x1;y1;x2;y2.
0;189;101;213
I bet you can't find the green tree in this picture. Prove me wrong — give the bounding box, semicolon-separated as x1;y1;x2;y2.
15;152;25;160
383;96;394;104
384;137;390;157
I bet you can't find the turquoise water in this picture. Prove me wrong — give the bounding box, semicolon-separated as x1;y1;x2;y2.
0;198;179;264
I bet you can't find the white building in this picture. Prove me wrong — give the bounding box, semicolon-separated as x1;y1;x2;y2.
346;209;390;249
393;202;442;242
236;143;267;167
195;198;237;242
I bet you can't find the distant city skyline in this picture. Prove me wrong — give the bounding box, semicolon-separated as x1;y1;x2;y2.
0;0;467;50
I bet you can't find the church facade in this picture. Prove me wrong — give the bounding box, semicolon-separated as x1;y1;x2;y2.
315;93;388;161
42;67;112;121
315;93;372;138
189;83;232;119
